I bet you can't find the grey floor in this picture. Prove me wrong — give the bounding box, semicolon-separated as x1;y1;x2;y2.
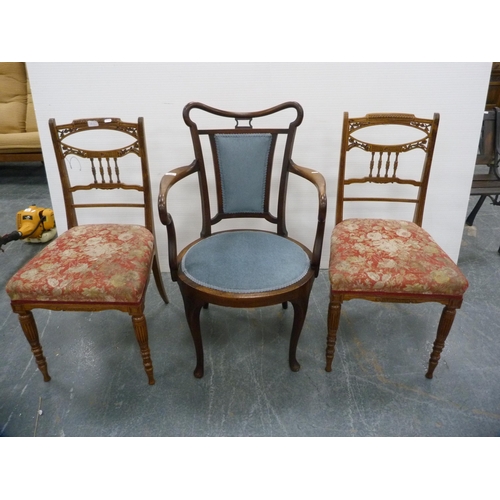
1;162;499;437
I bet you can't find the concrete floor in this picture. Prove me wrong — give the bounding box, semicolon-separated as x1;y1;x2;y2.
1;162;499;437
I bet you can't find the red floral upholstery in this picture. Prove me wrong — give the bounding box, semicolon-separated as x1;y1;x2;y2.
329;219;468;297
6;224;154;304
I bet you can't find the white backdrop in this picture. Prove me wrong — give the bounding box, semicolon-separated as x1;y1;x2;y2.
27;62;491;268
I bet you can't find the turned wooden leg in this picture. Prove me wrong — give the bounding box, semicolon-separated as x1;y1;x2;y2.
131;314;155;385
425;305;457;379
18;311;51;382
326;295;342;372
152;253;169;304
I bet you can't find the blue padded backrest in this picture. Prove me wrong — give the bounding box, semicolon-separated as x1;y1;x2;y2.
214;133;272;214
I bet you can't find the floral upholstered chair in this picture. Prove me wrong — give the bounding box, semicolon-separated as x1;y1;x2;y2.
5;117;168;385
326;112;468;379
158;102;326;378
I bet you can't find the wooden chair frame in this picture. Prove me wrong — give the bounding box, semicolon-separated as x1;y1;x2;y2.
158;102;326;378
326;112;467;379
7;117;168;385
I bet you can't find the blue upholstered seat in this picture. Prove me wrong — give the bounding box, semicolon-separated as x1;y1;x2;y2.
181;231;310;293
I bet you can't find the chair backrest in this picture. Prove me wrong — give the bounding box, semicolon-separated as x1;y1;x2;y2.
336;112;440;226
49;117;155;232
183;101;303;237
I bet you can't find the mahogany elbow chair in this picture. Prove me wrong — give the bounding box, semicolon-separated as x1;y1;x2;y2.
326;112;468;379
158;101;326;378
5;117;168;385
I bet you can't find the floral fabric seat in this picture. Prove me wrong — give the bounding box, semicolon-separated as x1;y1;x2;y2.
6;224;154;304
329;219;468;298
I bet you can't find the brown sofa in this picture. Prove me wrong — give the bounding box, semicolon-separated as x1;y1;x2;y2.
0;62;43;163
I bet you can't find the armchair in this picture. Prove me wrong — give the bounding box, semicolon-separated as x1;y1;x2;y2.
158;102;326;378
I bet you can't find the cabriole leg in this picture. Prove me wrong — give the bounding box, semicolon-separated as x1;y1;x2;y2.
179;285;205;378
289;280;314;372
289;297;309;372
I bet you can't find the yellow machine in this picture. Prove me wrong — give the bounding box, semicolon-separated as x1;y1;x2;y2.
1;205;57;251
16;205;57;242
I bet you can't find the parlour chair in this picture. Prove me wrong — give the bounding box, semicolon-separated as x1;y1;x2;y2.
158;102;326;378
6;117;169;385
326;112;468;379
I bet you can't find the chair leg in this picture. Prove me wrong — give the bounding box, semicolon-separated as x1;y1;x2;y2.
152;253;169;304
18;311;51;382
179;285;205;378
465;195;486;226
425;305;457;379
288;280;315;372
131;314;155;385
289;295;310;372
325;295;342;372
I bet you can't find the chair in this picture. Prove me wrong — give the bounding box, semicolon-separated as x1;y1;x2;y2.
5;117;168;385
465;62;500;253
158;102;326;378
326;112;469;379
465;108;500;254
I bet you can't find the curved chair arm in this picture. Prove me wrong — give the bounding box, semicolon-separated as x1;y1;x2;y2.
158;160;198;280
289;160;327;276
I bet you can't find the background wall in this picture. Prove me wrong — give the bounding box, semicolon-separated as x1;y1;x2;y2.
27;62;491;267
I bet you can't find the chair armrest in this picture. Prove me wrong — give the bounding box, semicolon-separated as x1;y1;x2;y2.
158;160;198;280
289;160;327;276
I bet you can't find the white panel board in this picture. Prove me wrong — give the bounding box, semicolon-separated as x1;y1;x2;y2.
27;62;491;267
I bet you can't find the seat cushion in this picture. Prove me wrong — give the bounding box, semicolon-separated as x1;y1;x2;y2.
0;131;41;151
6;224;154;304
329;219;468;297
0;62;27;134
181;230;310;293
